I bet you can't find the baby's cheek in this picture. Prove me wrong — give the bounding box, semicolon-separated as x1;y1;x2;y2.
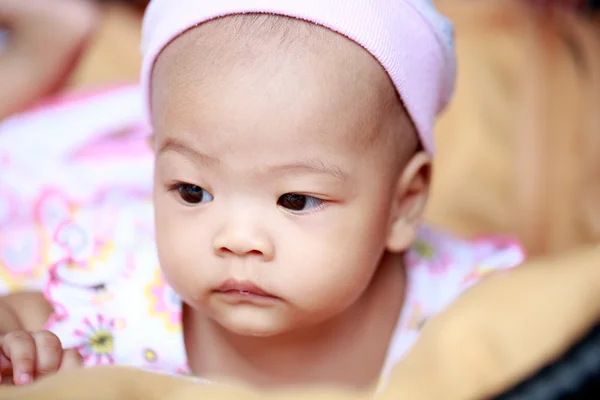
155;224;205;301
159;257;203;307
285;241;379;314
311;216;387;306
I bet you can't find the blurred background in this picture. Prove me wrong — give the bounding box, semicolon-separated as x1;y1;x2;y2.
0;0;599;294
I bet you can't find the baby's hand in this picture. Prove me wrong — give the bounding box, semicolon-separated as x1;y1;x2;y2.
0;330;82;385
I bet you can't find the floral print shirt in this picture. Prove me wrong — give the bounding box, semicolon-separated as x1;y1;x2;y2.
0;85;525;386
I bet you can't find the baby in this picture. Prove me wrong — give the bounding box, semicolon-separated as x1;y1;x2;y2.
0;0;524;391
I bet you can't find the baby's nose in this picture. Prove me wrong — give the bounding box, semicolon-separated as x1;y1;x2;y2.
212;224;274;261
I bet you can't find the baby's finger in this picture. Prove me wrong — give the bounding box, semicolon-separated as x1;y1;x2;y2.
0;351;13;384
0;331;35;385
59;348;83;371
31;331;62;378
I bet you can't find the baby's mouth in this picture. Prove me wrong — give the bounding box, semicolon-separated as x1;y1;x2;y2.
214;279;279;301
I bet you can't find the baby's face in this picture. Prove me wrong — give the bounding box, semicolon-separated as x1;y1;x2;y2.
151;15;426;337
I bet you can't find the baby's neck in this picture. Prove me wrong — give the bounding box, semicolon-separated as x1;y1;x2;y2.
184;252;406;390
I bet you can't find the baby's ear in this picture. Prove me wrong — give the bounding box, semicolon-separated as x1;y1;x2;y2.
385;152;431;253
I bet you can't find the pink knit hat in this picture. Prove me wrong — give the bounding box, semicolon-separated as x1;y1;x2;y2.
140;0;456;154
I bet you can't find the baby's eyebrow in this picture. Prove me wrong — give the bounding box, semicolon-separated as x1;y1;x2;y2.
158;137;348;182
157;137;220;168
266;159;349;183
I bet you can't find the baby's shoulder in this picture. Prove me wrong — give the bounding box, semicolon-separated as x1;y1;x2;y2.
404;224;525;312
377;226;526;385
42;234;186;371
43;234;164;323
33;189;187;371
37;188;160;312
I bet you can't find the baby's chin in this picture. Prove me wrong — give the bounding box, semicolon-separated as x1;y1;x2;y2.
214;306;294;337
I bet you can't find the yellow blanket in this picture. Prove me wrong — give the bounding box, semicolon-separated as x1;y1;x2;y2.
1;244;599;400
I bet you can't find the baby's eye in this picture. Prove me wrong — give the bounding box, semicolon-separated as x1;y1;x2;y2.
174;184;214;204
277;194;324;212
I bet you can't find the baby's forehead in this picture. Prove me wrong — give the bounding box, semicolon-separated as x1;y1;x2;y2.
163;14;349;62
151;14;413;160
153;14;395;103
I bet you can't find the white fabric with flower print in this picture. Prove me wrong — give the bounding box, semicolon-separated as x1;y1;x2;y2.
0;85;525;387
40;187;524;383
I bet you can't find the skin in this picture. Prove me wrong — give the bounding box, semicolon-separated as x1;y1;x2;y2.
0;0;96;383
0;292;82;385
151;15;430;389
2;244;600;399
0;0;98;120
0;14;428;390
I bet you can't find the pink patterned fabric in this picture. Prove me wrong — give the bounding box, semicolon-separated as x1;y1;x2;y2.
140;0;457;154
0;85;150;295
0;86;525;385
40;209;524;383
